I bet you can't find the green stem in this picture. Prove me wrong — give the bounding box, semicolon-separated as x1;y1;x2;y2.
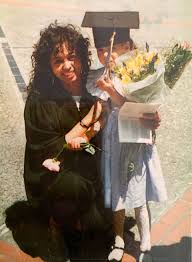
89;143;102;151
54;143;68;161
54;142;102;161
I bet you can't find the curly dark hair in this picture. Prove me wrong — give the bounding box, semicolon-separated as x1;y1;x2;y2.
28;22;91;94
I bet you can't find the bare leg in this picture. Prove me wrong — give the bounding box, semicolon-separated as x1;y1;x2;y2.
134;203;151;252
108;209;125;261
147;203;152;230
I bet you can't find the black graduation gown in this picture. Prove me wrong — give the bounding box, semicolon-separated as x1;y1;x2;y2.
23;82;105;228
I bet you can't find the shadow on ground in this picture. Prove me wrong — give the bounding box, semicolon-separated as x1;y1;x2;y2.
3;200;138;262
151;236;191;262
3;201;190;262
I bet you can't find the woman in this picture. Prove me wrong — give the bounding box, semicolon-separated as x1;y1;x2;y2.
24;23;109;235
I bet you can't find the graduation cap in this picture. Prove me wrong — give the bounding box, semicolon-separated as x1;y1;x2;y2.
82;11;140;48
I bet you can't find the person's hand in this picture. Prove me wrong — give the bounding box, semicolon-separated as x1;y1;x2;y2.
67;136;88;150
103;52;118;70
139;112;161;130
96;77;114;93
96;52;118;93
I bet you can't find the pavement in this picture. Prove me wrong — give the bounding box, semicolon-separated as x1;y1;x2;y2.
0;1;191;262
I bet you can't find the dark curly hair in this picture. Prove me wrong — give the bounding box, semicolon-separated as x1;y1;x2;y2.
28;22;91;94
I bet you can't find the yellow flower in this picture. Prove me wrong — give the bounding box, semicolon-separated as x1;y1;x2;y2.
135;54;144;67
128;64;139;76
135;49;139;56
145;51;156;63
119;66;127;76
121;74;132;84
126;58;136;68
156;56;160;64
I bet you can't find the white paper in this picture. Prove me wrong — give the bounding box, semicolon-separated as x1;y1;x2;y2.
118;102;161;144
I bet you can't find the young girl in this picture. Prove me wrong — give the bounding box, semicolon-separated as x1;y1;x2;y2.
85;27;167;262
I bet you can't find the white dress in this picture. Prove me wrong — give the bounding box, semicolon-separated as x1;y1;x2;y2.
86;68;167;212
103;108;167;211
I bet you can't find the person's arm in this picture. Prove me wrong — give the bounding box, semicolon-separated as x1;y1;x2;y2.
66;116;105;150
65;99;107;149
65;100;102;142
84;114;105;140
96;77;126;107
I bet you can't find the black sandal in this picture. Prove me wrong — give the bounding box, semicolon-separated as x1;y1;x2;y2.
107;245;124;262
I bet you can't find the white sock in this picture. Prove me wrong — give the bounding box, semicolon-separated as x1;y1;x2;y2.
135;203;151;252
108;235;125;261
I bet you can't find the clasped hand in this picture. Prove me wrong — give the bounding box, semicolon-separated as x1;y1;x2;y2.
96;52;117;93
140;112;161;130
67;136;88;150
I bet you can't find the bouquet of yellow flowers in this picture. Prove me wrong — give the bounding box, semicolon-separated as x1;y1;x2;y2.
114;46;160;84
113;42;191;103
113;45;167;103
